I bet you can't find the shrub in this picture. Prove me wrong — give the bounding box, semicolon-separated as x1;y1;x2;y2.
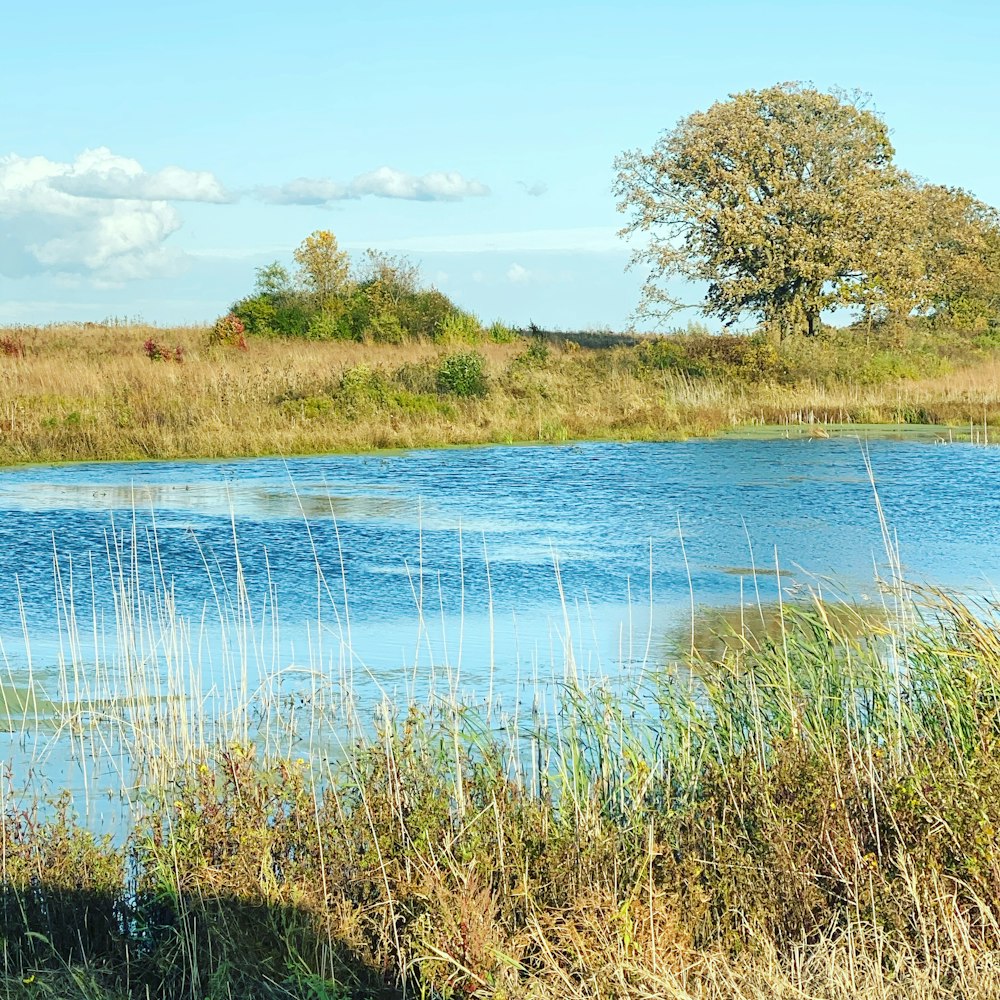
487;321;518;343
395;289;455;339
436;351;488;397
336;365;392;416
434;310;483;344
229;295;277;337
223;235;493;344
305;303;361;341
143;338;184;362
210;313;248;351
270;300;312;338
0;335;25;358
279;394;333;420
520;339;550;366
366;309;406;344
634;333;785;381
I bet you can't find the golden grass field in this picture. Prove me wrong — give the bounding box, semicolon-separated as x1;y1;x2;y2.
2;320;1000;465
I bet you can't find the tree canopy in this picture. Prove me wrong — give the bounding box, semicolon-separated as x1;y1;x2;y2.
614;83;999;337
292;229;352;301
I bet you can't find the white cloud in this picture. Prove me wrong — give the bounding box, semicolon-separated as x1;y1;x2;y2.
350;167;489;201
258;166;490;205
517;180;548;197
48;147;232;202
507;262;531;282
0;148;228;281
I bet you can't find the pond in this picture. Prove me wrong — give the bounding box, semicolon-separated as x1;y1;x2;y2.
1;438;998;821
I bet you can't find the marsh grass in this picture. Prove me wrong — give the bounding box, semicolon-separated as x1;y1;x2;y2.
3;321;1000;464
1;497;1000;998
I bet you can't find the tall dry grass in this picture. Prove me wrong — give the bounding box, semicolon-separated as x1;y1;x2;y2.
2;321;1000;465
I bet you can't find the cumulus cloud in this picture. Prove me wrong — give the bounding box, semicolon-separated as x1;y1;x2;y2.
507;262;531;283
49;148;232;203
0;148;228;282
258;166;490;205
350;167;489;201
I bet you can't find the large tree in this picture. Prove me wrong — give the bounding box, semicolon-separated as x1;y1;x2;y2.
614;83;905;338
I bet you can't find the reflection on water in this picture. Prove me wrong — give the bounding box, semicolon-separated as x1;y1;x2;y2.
664;599;888;665
0;480;418;523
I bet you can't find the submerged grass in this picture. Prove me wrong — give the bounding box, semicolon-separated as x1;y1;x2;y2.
2;320;1000;464
4;560;1000;997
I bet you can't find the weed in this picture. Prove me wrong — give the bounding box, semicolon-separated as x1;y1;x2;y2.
3;555;1000;997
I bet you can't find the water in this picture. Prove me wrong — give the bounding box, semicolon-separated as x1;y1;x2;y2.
1;438;999;820
2;439;999;669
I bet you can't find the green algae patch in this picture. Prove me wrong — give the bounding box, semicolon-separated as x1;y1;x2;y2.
721;422;974;443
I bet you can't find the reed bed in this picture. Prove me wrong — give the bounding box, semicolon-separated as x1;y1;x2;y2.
2;321;1000;464
2;507;1000;998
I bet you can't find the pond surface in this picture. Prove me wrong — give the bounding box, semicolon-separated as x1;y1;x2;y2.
1;438;999;819
2;438;999;677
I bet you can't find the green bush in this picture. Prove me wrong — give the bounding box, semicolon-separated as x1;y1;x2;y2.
305;305;357;341
780;328;952;386
279;394;334;419
436;351;488;397
338;365;390;406
227;250;488;345
396;289;456;339
511;339;550;369
229;296;277;337
435;310;483;344
487;320;518;343
366;309;406;344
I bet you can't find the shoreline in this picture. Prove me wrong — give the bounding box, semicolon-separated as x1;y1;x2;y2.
0;420;989;472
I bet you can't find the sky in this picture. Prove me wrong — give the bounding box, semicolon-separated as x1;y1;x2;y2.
2;0;998;331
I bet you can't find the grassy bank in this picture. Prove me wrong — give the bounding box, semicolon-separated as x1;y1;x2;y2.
2;321;1000;464
5;588;1000;998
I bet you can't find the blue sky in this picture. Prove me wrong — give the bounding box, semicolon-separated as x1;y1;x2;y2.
2;0;998;330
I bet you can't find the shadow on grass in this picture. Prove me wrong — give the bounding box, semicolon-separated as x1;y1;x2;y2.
1;883;403;999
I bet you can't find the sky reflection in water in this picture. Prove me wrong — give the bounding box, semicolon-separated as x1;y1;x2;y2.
0;438;998;710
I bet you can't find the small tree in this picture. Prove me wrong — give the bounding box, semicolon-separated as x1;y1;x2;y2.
360;249;420;311
254;261;292;298
292;230;351;302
